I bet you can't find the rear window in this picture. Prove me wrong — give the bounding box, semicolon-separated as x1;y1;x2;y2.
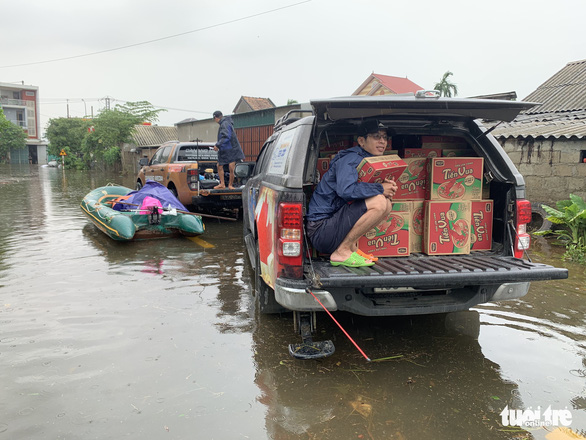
177;146;217;161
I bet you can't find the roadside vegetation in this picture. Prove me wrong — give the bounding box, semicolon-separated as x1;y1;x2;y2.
45;101;164;170
535;194;586;264
0;108;27;163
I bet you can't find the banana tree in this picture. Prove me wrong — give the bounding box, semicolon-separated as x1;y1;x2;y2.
539;194;586;246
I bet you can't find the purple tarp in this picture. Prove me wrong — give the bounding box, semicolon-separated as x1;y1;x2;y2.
112;180;188;212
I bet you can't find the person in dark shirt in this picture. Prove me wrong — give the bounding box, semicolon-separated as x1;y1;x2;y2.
306;120;398;267
213;111;245;189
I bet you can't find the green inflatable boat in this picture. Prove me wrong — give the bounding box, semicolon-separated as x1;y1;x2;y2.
80;184;204;241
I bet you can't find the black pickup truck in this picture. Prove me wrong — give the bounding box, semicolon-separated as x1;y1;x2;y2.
241;93;568;359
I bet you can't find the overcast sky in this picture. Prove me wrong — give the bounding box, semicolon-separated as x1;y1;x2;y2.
2;0;584;137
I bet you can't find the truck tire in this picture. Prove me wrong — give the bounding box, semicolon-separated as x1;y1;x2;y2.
167;184;178;198
136;180;143;190
255;250;286;314
529;202;552;233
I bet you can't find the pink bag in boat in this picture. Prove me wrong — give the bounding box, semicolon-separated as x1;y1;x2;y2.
139;196;163;214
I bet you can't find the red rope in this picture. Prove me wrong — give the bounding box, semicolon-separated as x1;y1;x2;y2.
306;288;371;362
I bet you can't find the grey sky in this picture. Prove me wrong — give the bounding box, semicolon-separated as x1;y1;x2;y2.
2;0;584;135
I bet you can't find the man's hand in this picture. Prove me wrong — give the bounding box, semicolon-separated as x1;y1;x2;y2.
213;146;219;151
382;177;398;199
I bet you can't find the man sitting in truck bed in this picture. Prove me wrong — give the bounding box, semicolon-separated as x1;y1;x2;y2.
306;120;398;268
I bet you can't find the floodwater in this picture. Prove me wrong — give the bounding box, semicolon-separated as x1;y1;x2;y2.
0;164;584;440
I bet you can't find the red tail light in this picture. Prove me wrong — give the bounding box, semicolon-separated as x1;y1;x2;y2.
276;202;303;278
187;168;199;190
514;199;531;259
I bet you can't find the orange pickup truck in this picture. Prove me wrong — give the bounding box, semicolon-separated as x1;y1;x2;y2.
136;140;254;212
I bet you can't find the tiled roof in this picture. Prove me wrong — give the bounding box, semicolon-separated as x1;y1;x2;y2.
492;111;586;140
523;59;586;114
131;125;178;147
241;96;276;111
372;73;423;94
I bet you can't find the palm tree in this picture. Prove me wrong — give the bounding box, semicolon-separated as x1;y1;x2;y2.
434;71;459;97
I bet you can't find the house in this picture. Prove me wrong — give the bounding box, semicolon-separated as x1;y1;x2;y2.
492;59;586;204
233;96;276;114
121;124;178;176
353;73;423;96
0;81;47;164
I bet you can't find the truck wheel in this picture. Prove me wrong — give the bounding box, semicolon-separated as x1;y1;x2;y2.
255;251;286;314
136;180;143;190
167;184;178;198
529;202;552;233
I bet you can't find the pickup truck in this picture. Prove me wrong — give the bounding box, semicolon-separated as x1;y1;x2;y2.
136;140;254;213
241;93;569;359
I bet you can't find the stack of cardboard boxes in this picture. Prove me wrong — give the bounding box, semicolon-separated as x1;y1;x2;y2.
351;136;493;258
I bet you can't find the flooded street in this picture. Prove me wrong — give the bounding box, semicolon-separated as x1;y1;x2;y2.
0;164;585;440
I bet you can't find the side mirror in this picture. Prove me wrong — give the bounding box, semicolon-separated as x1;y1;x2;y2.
234;162;254;178
138;158;149;167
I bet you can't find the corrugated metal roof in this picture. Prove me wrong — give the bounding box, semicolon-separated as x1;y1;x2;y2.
523;59;586;114
491;110;586;139
131;125;178;147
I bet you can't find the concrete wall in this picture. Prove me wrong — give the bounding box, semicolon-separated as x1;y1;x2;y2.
501;137;586;205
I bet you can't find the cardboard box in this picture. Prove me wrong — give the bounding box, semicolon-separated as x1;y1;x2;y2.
424;200;471;255
395;158;428;200
358;210;410;257
442;149;474;157
410;200;425;253
357;154;407;184
470;200;493;251
427;157;484;200
421;135;468;149
403;148;442;158
316;158;330;180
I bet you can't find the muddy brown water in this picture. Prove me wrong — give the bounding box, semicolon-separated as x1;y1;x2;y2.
0;164;584;440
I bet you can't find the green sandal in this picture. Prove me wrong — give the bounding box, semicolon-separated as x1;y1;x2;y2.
330;251;375;268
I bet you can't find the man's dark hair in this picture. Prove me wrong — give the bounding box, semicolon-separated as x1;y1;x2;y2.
213;111;223;119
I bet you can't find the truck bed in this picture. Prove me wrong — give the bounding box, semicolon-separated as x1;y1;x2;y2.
307;253;568;289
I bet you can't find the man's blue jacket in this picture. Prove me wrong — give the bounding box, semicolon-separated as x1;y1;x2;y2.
306;146;384;222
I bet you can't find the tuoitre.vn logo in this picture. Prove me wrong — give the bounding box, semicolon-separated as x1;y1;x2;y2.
500;406;573;427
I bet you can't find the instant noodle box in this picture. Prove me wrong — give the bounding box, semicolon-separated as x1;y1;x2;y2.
395;158;428;200
410;200;425;253
428;157;484;200
421;135;468;149
423;200;471;255
403;148;442;158
358;209;410;257
470;200;493;251
357;154;407;184
316;158;330;180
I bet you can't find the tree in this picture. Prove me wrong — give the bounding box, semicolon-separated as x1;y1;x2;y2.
45;117;90;168
0;108;27;163
287;99;299;105
434;71;459;97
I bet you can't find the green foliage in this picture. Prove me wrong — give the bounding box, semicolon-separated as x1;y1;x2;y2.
45;101;164;170
537;194;586;263
434;71;459;97
287;99;299;105
0;108;27;163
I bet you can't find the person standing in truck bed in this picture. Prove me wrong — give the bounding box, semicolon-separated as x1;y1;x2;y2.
306;120;398;268
212;110;245;189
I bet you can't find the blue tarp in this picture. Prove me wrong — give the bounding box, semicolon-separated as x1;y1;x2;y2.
112;180;188;212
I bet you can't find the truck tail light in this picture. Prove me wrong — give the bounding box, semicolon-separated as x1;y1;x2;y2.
187;168;199;190
514;199;531;259
276;202;303;278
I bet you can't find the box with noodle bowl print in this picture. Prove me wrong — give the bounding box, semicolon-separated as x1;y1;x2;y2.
403;148;442;158
394;158;428;200
470;200;493;251
427;157;483;200
358;203;410;257
357;154;407;184
423;200;471;255
410;200;425;253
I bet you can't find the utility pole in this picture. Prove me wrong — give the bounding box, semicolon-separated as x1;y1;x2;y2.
67;99;70;118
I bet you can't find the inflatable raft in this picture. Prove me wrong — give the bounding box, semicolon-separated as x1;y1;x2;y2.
80;181;204;241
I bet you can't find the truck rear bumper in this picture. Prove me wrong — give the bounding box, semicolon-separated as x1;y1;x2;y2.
274;279;531;316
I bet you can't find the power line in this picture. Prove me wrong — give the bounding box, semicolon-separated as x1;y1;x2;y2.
0;1;311;69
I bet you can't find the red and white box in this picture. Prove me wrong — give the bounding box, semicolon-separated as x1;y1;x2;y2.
316;158;330;180
358;210;410;257
470;200;493;251
403;148;442;158
394;158;428;200
410;200;425;253
357;154;407;184
423;200;471;255
427;157;484;201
